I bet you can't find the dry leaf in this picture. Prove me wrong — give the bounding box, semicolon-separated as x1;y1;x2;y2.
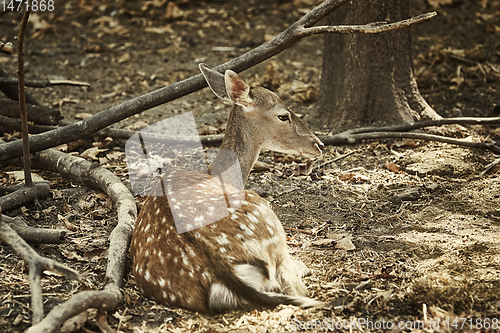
312;239;334;246
338;173;355;181
117;53;130;64
107;151;124;160
326;233;345;241
83;248;108;262
126;120;148;130
199;125;219;135
427;0;453;8
384;162;401;173
145;25;174;34
58;214;78;231
80;147;108;160
74;112;93;119
253;161;272;172
335;237;356;251
30;13;50;30
165;2;184;19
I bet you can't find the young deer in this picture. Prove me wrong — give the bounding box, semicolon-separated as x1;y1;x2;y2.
130;64;324;313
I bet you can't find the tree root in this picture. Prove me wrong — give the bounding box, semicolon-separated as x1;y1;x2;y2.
0;181;51;211
28;148;137;332
0;213;81;325
2;214;66;244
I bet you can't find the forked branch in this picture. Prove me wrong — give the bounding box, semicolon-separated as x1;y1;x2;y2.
27;148;137;332
0;212;81;325
0;0;436;162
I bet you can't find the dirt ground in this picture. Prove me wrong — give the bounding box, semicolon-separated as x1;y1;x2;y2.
1;0;499;332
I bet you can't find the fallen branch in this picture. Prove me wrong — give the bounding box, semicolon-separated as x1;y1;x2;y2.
0;99;63;125
319;131;500;154
0;114;55;133
0;0;436;161
0;77;90;88
0;68;41;106
2;214;67;244
0;212;81;325
0;181;51;211
29;148;137;332
346;116;500;134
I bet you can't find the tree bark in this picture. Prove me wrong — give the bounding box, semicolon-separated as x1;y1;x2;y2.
314;0;441;132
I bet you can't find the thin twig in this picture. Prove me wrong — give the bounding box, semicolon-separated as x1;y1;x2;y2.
0;77;90;88
320;131;500;154
18;8;32;186
312;151;357;171
480;158;500;176
284;227;312;234
296;12;437;37
346;116;500;134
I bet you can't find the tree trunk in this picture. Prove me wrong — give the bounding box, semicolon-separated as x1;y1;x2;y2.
313;0;441;132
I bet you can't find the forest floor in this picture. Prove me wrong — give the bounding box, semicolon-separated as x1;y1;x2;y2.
0;0;499;332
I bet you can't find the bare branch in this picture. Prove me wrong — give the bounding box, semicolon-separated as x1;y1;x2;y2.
2;214;67;244
0;0;436;162
0;213;81;325
296;11;437;37
320;131;500;154
28;149;137;332
0;181;51;211
0;68;41;106
18;8;32;186
0;77;90;88
0;114;55;133
0;99;62;125
26;285;122;333
346;116;500;134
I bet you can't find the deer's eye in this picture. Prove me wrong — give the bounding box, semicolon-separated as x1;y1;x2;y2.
277;115;289;122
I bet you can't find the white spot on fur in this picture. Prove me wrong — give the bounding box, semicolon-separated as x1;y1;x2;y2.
267;225;275;235
145;270;151;281
216;233;229;245
159;278;166;287
240;223;253;236
247;213;258;223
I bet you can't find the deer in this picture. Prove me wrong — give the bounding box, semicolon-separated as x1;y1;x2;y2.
129;63;324;313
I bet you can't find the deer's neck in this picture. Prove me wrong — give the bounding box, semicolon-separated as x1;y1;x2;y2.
211;106;261;185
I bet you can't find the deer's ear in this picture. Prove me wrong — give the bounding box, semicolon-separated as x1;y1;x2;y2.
199;63;231;101
225;70;253;108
